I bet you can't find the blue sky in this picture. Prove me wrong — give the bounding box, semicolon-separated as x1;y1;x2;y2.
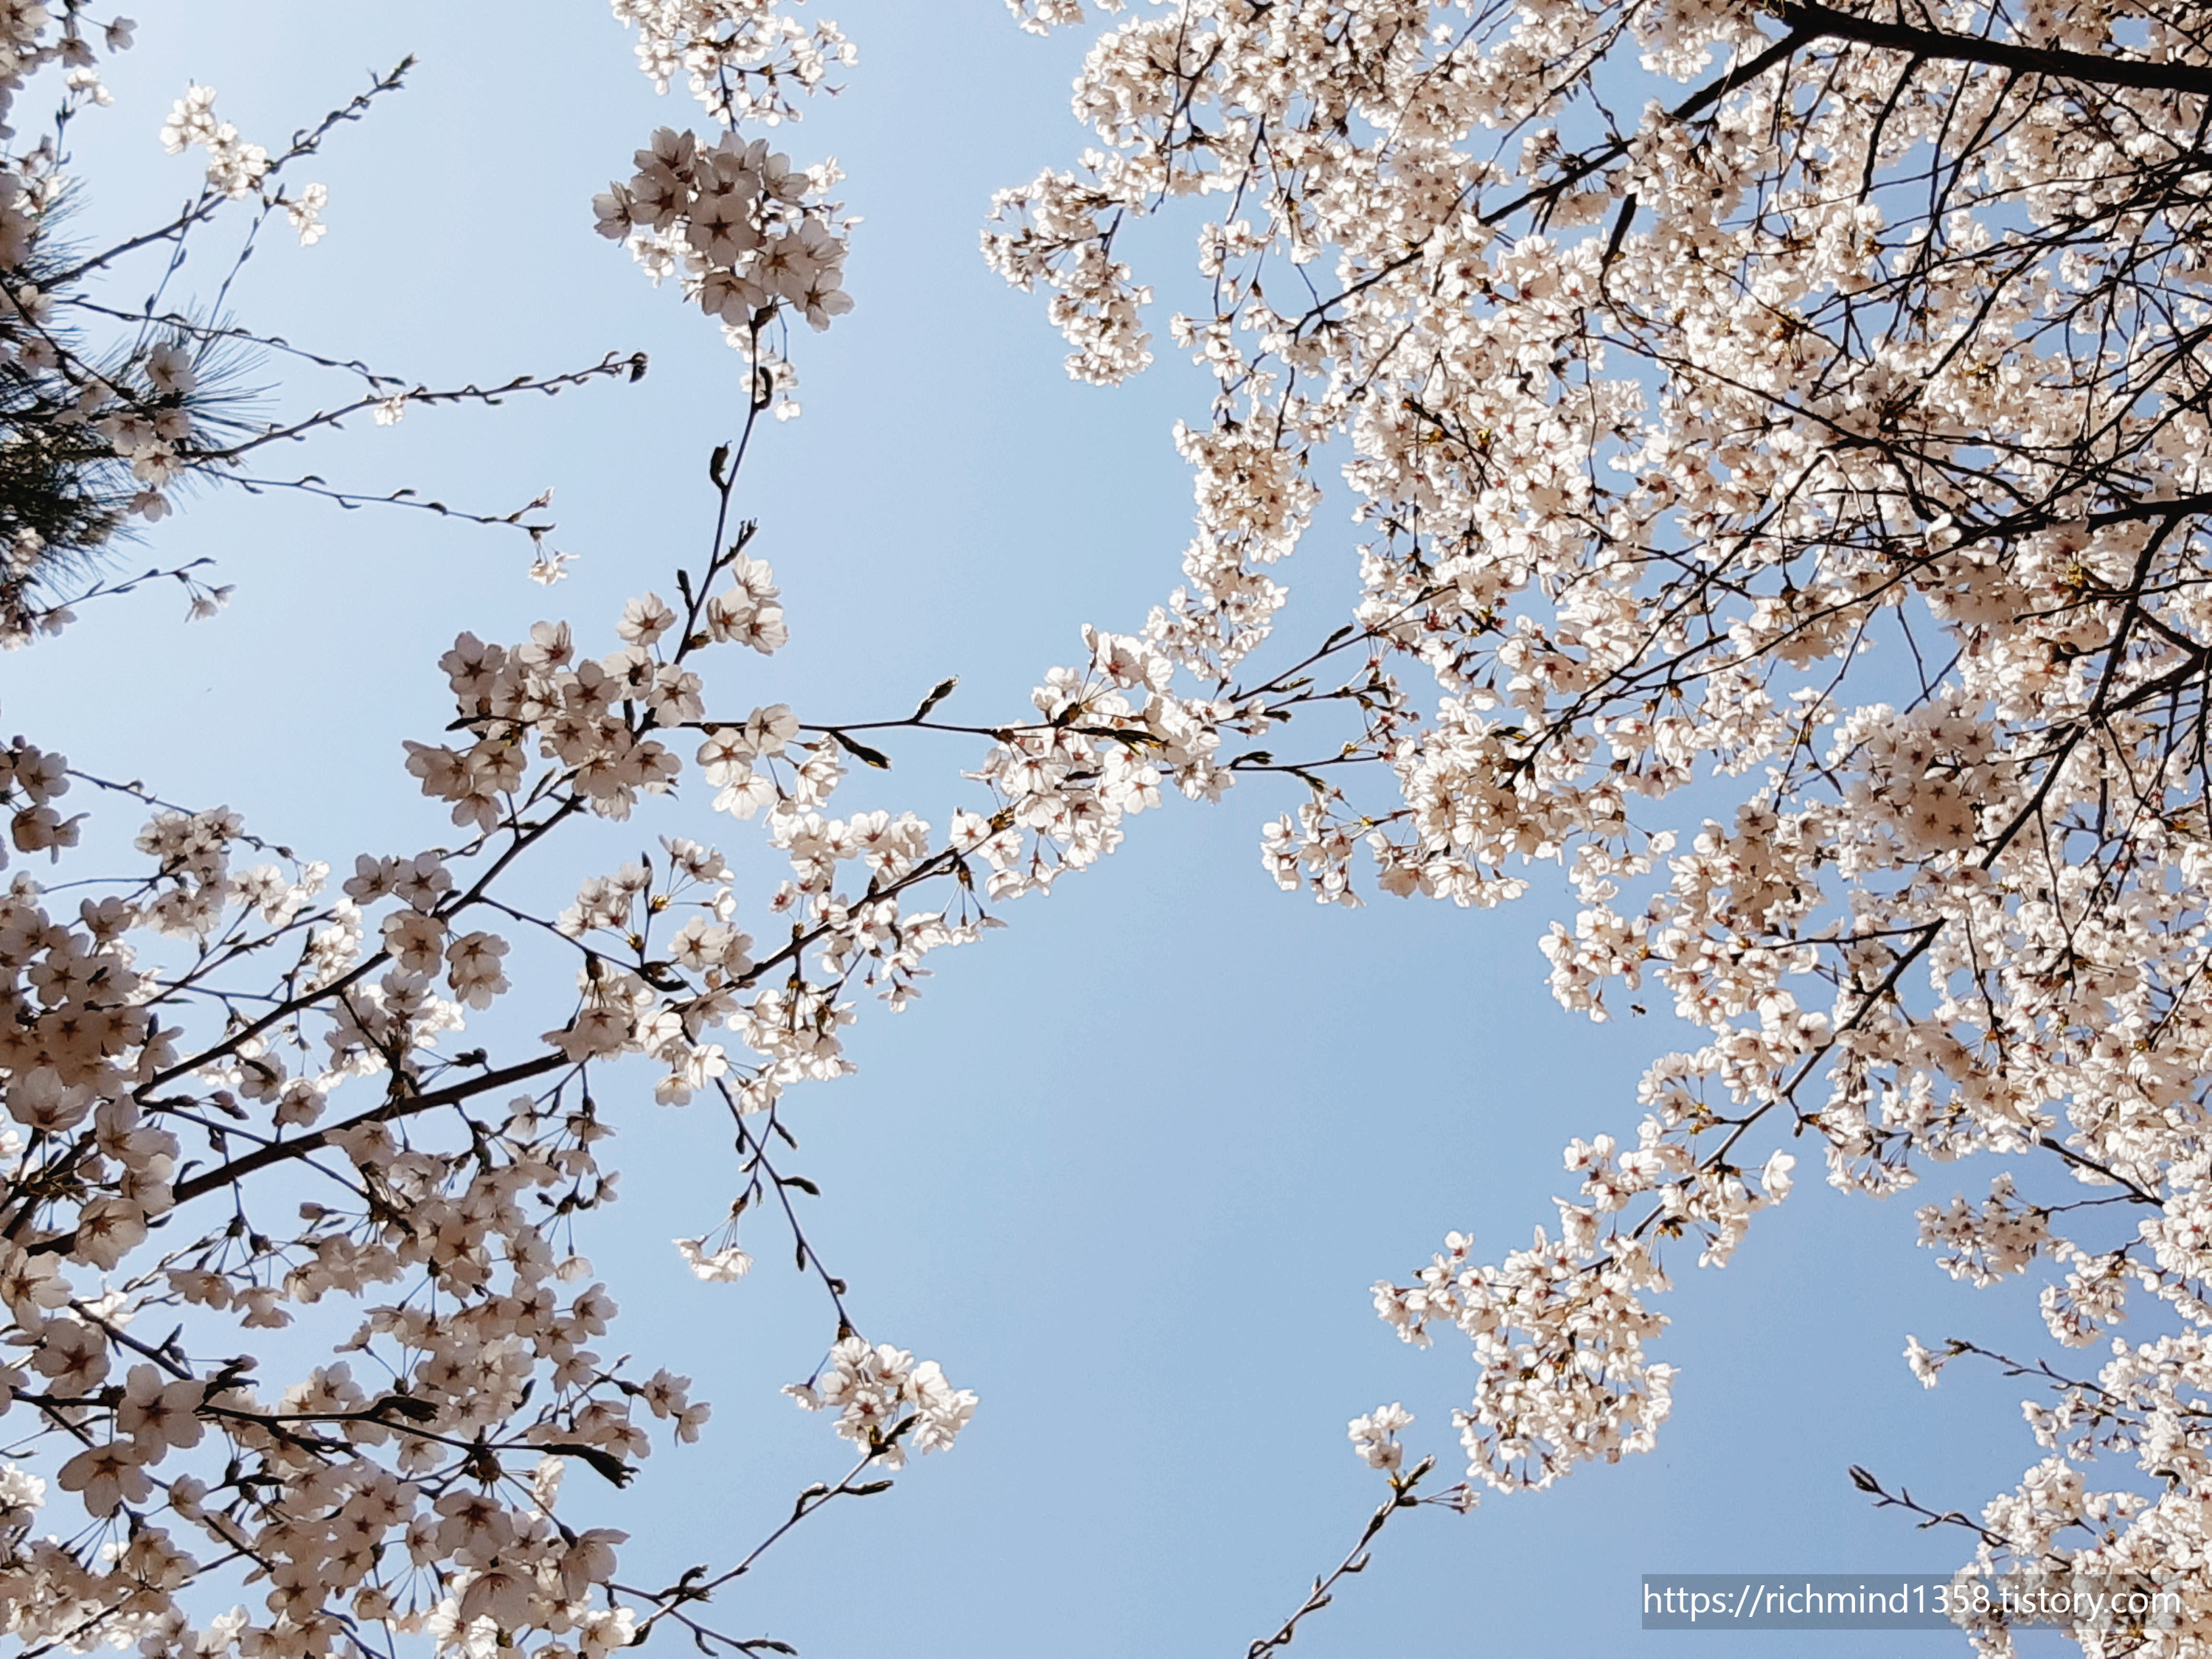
6;4;2093;1654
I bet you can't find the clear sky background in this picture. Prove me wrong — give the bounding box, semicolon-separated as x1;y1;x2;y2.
5;4;2096;1654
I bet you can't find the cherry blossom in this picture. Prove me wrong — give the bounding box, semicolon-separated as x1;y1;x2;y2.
986;0;2212;1641
0;10;1004;1655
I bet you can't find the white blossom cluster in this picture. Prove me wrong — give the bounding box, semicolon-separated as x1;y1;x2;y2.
994;0;2212;1634
153;83;326;242
611;0;854;125
592;127;852;338
1346;1401;1412;1473
782;1337;978;1469
600;1;857;416
158;84;265;201
0;5;133;264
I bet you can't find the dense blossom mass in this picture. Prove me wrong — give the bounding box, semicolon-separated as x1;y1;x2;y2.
981;0;2212;1646
10;0;2212;1654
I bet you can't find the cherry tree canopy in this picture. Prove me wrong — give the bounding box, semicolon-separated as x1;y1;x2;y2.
3;0;2212;1655
990;0;2212;1638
